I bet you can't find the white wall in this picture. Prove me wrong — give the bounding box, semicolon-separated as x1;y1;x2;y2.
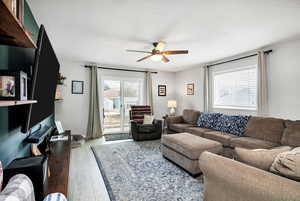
55;60;176;136
174;37;300;120
152;72;176;118
175;66;205;114
55;60;90;135
267;38;300;120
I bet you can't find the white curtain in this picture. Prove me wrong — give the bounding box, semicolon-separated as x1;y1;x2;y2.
257;51;269;116
145;71;154;114
86;66;103;140
203;65;209;112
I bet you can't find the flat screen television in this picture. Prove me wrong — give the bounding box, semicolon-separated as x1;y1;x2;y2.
22;25;60;133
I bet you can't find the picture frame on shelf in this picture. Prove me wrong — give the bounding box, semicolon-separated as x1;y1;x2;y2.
0;70;27;100
187;83;194;95
71;80;84;94
158;85;166;96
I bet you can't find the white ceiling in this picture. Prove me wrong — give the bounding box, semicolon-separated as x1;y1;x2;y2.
28;0;300;72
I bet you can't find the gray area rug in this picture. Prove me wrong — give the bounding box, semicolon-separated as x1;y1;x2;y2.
92;140;204;201
105;133;132;141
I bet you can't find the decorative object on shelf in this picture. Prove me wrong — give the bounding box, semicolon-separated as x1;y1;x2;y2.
55;87;62;100
158;85;166;96
0;0;36;48
57;73;66;85
3;0;24;23
3;0;17;16
0;70;27;100
71;80;84;94
168;100;177;116
187;83;194;95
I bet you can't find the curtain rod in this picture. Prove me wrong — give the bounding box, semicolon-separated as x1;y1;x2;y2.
207;49;273;68
84;65;158;74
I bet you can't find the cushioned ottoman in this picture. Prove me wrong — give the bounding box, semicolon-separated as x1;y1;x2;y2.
161;133;223;175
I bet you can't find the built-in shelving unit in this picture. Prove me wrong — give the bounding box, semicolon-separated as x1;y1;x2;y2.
0;1;36;48
0;100;37;107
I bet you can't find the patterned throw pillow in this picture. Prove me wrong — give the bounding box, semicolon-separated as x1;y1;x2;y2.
44;193;67;201
197;113;222;129
0;161;2;191
214;114;250;136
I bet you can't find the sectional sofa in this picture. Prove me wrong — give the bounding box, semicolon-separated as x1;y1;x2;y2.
166;109;297;155
166;109;300;201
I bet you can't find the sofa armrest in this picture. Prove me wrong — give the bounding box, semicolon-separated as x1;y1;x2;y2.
199;152;300;201
0;174;35;201
166;116;183;126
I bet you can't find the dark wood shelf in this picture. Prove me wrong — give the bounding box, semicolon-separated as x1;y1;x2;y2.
0;1;37;48
0;100;37;107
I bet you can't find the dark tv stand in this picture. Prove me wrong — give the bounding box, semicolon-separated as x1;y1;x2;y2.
47;130;71;197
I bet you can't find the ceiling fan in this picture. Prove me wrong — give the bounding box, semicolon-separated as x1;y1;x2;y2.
126;41;188;63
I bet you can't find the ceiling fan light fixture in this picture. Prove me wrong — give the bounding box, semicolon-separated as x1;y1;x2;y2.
151;54;163;61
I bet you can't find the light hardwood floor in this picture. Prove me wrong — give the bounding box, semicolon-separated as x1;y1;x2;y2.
68;137;112;201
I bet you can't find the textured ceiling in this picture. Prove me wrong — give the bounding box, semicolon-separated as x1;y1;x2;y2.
28;0;300;72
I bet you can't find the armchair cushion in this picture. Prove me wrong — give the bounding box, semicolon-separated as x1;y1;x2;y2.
0;174;35;201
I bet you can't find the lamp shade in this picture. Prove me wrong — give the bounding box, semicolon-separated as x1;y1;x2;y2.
168;100;177;108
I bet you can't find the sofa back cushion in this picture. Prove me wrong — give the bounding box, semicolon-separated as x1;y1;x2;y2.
270;147;300;181
235;146;292;171
281;120;300;147
197;113;222;129
214;114;250;136
0;161;2;191
182;109;201;125
244;117;285;144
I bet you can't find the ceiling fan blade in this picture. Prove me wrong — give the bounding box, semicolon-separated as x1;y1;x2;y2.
137;54;153;62
162;55;170;63
126;50;152;54
163;50;188;55
155;41;166;51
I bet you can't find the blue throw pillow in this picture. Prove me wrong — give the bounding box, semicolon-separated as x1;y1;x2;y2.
197;113;222;129
215;114;250;136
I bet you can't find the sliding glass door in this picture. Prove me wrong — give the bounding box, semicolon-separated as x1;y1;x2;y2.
102;77;144;134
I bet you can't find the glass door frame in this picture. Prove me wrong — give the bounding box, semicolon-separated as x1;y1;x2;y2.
101;75;145;134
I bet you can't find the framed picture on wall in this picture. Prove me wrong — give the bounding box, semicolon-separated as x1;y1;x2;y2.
158;85;166;96
72;80;84;94
187;83;194;95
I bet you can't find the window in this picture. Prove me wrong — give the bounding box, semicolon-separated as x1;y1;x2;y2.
212;66;257;110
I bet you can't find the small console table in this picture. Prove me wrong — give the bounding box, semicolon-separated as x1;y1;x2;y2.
47;130;71;197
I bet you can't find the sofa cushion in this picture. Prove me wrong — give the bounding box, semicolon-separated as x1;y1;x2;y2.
0;161;2;191
235;146;292;170
185;127;214;137
182;109;201;125
281;120;300;147
214;114;250;136
197;113;222;129
270;147;300;181
169;123;193;133
161;133;222;160
230;137;279;149
244;116;285;144
203;131;239;146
